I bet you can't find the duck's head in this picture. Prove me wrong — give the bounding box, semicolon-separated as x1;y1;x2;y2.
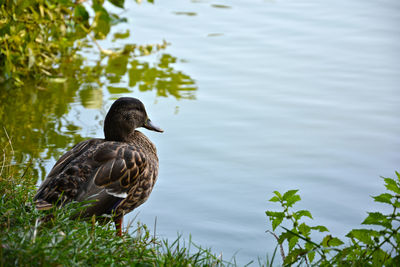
104;97;163;142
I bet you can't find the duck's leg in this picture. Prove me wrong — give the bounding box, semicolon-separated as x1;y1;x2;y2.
115;217;123;236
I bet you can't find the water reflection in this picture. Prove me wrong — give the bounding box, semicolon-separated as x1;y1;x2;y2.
79;87;103;109
173;11;197;16
99;50;198;100
0;80;84;180
0;51;197;180
131;54;197;100
207;33;224;37
211;4;232;9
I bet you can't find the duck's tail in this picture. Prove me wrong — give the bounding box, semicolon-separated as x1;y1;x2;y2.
35;199;53;210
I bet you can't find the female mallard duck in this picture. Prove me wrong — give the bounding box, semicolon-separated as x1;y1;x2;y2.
34;97;163;235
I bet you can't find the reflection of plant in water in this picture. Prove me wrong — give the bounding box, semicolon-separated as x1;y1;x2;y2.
0;0;156;85
0;47;199;179
131;54;197;100
75;44;198;102
75;46;198;106
0;80;84;180
0;0;198;180
0;0;198;101
103;52;197;100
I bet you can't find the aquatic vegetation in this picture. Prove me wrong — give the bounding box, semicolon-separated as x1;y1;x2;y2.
265;174;400;266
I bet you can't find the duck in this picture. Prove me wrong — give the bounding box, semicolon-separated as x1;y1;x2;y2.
34;97;163;235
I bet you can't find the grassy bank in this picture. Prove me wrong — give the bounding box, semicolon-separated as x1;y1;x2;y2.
2;141;399;266
0;149;228;267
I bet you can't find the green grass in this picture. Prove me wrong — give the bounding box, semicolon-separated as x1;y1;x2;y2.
0;149;230;267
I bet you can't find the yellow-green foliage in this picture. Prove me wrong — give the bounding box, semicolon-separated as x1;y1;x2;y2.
0;0;163;85
0;0;84;83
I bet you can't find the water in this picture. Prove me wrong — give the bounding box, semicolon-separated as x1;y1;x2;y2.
118;0;400;263
3;0;400;264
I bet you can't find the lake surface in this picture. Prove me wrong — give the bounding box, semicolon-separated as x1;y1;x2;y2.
4;0;400;265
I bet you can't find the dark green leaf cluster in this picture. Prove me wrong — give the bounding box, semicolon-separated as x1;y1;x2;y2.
0;148;229;266
265;174;400;266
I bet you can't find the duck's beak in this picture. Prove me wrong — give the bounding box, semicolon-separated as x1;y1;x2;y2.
144;119;164;133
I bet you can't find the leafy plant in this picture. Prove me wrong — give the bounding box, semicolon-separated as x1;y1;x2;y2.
266;174;400;266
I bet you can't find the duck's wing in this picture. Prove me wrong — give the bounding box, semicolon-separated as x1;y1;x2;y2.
75;142;151;217
48;139;103;177
34;138;103;202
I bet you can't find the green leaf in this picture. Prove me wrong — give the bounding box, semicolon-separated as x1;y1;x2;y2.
298;223;311;236
305;242;316;263
384;177;400;194
74;4;89;23
108;0;125;8
286;194;301;208
373;193;393;205
112;30;130;41
272;191;282;199
335;247;353;260
371;248;391;266
278;231;292;244
284;248;307;265
321;235;344;247
308;250;315;263
266;211;284;218
294;210;313;220
269;196;281;203
265;211;284;230
329;237;344;247
311;225;329;232
288;234;299;251
282;189;299;201
281;190;301;207
346;229;378;245
362;212;391;228
92;4;111;39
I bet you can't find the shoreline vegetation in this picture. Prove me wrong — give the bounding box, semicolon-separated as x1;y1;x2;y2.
0;145;231;266
1;139;399;266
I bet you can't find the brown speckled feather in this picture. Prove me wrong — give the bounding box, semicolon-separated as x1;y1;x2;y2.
34;131;159;220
